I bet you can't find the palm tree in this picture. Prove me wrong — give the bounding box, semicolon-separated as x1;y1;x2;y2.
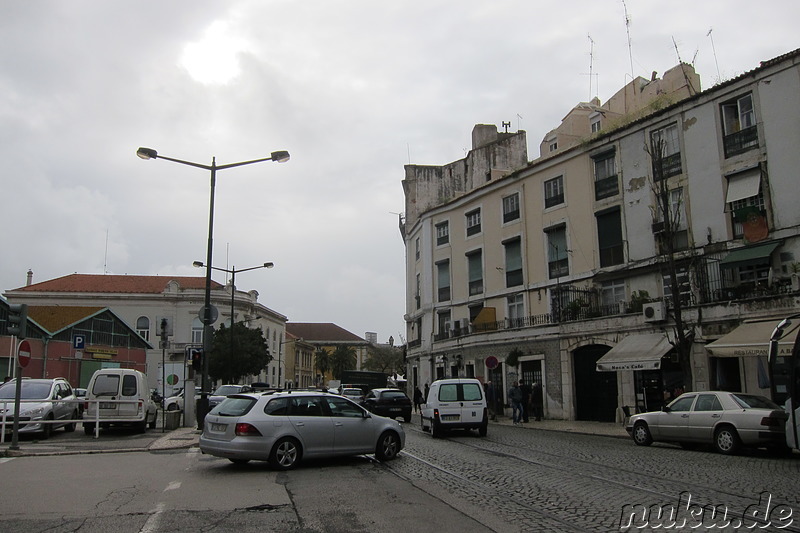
330;345;357;380
314;347;330;387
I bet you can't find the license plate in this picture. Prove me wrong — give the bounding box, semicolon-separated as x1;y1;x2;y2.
210;423;226;432
100;403;115;409
390;407;401;412
441;414;460;421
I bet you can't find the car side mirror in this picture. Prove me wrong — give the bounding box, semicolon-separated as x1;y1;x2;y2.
363;410;371;419
662;406;671;413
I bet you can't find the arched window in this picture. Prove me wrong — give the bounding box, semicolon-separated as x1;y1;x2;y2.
136;316;150;341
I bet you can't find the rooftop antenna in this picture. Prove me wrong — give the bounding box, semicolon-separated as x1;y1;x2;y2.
672;36;699;95
502;121;511;133
621;0;634;81
516;113;523;132
587;34;596;100
707;27;721;84
103;228;109;274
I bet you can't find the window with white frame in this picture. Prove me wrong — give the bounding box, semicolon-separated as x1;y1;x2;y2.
544;176;564;208
504;238;523;287
507;293;525;328
591;119;601;133
502;193;520;223
437;310;451;336
600;280;626;312
136;316;150;342
435;221;449;246
655;187;689;252
466;209;481;236
436;260;450;302
549;139;558;152
721;93;758;157
191;318;203;344
593;151;618;199
546;226;569;279
466;250;483;295
650;123;681;179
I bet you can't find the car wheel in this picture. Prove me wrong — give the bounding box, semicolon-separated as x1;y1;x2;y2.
376;431;401;461
479;423;488;437
84;423;96;436
270;437;301;470
229;458;251;465
167;403;179;412
714;426;741;455
64;410;78;433
420;416;429;432
148;413;157;429
136;420;147;434
632;421;653;446
403;414;411;423
431;420;443;439
42;414;54;439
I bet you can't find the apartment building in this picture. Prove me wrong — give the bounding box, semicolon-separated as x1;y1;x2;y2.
402;49;800;422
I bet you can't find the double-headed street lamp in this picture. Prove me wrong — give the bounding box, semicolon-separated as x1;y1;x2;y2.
136;147;289;428
192;261;273;369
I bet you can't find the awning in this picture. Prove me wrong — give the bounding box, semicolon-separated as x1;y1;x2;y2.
705;319;799;357
596;333;673;372
719;241;780;270
725;168;761;203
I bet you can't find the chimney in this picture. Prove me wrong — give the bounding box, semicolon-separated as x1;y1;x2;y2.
26;269;33;286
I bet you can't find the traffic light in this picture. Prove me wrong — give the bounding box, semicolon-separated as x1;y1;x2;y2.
190;348;203;372
8;303;28;339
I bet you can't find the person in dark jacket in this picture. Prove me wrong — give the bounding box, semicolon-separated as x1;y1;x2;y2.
413;386;424;412
531;381;544;421
518;379;531;423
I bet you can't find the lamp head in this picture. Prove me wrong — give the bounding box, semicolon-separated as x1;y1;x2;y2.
264;262;275;269
193;261;205;268
270;151;290;163
137;147;158;160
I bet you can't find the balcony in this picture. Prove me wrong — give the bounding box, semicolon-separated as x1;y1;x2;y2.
594;175;618;200
723;126;759;158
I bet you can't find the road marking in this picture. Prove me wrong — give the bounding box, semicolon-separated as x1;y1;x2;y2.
0;458;14;464
139;502;165;533
164;481;181;492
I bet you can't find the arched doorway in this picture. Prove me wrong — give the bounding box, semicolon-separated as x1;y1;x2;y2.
574;344;617;422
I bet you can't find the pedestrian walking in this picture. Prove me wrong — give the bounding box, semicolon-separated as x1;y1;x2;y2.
413;386;424;412
424;383;430;402
519;379;531;423
531;381;543;421
508;381;523;425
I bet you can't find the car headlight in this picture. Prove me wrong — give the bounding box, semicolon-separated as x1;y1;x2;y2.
24;405;46;419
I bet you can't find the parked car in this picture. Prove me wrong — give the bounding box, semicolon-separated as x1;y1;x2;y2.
208;384;253;410
74;387;87;416
163;390;184;411
421;378;488;437
0;378;79;437
341;388;365;402
626;391;788;454
83;368;158;434
362;388;412;422
200;390;405;469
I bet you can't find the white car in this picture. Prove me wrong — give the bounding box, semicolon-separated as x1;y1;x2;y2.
421;378;488;437
0;378;79;438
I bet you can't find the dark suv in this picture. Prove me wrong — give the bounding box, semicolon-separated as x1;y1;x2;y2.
0;377;79;437
362;388;412;423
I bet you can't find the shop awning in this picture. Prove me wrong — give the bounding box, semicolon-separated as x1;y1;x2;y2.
705;319;799;357
719;241;780;270
596;333;673;372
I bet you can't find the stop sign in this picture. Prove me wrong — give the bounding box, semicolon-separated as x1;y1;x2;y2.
17;340;31;368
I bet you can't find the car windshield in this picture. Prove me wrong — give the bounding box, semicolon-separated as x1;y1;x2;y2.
731;393;781;410
0;382;52;400
210;397;256;416
213;385;242;396
343;389;361;396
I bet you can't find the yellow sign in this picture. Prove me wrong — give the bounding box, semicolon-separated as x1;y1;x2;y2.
86;348;118;356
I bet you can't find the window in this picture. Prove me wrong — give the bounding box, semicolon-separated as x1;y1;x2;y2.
544;176;564;208
721;94;758;157
435;221;449;246
663;266;692;306
436;260;450;302
415;237;420;260
415;273;421;309
136;316;150;342
600;280;626;312
655;188;689;253
591;119;601;133
650;123;681;179
467;250;483;295
546;227;569;279
191;318;203;344
694;394;722;412
504;238;523;287
549;139;558;152
466;209;481;236
502;193;520;223
289;396;325;416
437;311;451;337
507;294;524;328
593;151;618;199
726;169;766;240
596;208;624;267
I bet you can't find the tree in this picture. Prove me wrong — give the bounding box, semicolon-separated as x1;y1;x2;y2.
314;347;330;385
330;345;357;380
208;323;271;384
647;135;696;389
363;345;404;374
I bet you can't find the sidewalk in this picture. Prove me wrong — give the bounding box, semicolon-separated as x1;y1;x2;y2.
486;415;628;439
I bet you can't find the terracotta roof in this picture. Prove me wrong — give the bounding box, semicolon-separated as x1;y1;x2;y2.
285;323;365;343
12;273;223;294
27;306;107;333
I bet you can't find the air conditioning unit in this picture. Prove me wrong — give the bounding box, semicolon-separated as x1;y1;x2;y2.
642;302;666;322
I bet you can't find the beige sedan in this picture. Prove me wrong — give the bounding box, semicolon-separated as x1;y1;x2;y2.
626;391;788;454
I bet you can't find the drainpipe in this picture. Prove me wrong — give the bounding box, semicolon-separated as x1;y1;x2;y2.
41;337;50;379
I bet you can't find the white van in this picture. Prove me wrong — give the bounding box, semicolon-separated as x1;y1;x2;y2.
83;368;158;435
420;378;488;437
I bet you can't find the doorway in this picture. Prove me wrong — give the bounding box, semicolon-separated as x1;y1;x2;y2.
574;345;617;422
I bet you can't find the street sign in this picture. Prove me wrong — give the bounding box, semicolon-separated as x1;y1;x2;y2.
198;305;219;326
73;334;86;349
485;356;498;369
17;340;31;368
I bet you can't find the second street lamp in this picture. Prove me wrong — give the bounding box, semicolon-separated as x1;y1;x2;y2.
137;147;288;429
193;261;274;373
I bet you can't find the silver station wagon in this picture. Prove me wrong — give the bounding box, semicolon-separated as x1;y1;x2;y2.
626;391;788;454
200;390;405;469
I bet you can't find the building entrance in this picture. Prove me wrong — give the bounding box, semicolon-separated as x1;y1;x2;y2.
574;345;617;422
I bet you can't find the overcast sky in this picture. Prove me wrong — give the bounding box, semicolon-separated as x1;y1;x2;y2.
1;1;797;344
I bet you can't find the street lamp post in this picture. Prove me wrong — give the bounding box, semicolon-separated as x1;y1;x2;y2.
193;261;273;376
137;147;289;429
